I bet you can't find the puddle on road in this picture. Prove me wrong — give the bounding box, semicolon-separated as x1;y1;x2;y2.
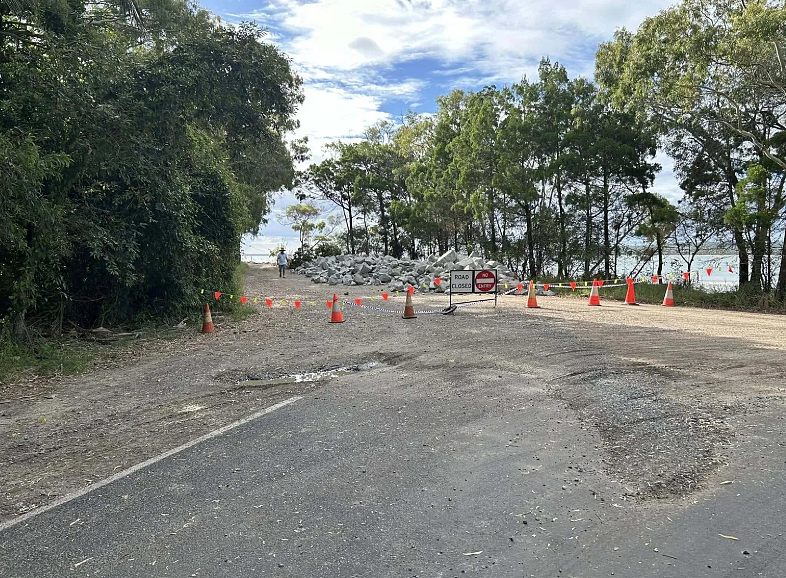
240;361;381;389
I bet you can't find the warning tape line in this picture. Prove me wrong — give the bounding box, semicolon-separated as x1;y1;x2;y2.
203;280;664;310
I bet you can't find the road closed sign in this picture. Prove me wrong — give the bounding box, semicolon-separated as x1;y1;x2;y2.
474;269;497;292
450;270;474;293
450;269;498;294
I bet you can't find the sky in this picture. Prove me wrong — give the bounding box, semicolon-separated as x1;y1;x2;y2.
196;0;681;259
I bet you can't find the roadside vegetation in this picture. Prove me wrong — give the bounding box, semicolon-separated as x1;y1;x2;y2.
564;283;786;313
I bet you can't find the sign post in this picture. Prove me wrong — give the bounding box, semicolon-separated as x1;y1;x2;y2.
448;269;498;310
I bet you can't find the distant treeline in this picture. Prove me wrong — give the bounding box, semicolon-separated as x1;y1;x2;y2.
301;0;786;298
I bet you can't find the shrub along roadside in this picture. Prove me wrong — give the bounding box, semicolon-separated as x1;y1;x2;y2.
560;283;786;313
0;263;252;385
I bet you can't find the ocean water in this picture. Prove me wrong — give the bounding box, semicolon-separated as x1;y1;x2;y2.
620;253;783;291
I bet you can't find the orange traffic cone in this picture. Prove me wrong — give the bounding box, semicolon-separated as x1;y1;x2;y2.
624;279;639;305
201;303;214;334
402;290;417;319
527;280;539;308
329;294;345;323
588;279;601;306
662;282;675;307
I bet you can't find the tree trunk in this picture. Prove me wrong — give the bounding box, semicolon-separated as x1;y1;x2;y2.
603;168;610;278
347;203;355;254
556;172;567;278
377;192;389;256
656;231;664;279
488;185;497;257
584;180;592;277
524;202;536;279
776;226;786;300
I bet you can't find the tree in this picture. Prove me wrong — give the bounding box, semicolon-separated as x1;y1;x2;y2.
626;192;679;278
0;0;303;335
672;196;726;282
596;0;786;291
279;204;324;250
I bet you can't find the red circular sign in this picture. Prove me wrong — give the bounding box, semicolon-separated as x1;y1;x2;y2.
474;269;497;292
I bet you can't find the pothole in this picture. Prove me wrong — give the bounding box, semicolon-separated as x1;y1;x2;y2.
240;361;382;389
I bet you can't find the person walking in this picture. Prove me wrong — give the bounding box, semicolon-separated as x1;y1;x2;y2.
277;248;288;278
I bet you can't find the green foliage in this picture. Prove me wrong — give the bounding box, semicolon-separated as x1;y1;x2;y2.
0;0;303;337
596;0;786;292
302;61;660;280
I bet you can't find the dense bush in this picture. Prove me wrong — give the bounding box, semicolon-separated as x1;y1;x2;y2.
0;1;303;337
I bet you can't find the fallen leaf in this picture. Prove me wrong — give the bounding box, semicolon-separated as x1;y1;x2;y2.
463;551;483;556
719;534;739;540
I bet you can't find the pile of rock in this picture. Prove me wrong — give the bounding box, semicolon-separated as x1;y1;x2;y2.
296;250;520;293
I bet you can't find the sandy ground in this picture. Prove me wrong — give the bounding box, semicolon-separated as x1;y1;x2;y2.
1;265;785;525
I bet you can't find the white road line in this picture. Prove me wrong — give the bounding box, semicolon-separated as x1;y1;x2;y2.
0;396;302;533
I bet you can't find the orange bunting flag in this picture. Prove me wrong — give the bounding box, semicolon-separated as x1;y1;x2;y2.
570;282;577;291
382;293;389;301
294;300;302;309
214;292;222;300
517;283;523;294
683;272;690;281
326;300;333;309
407;286;415;295
355;298;362;307
265;298;273;308
728;266;733;273
240;296;248;306
706;268;712;277
652;275;659;284
544;283;550;291
598;280;605;287
434;277;441;286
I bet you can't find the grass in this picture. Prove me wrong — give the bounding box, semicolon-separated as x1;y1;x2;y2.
559;282;786;313
0;332;97;385
1;263;259;384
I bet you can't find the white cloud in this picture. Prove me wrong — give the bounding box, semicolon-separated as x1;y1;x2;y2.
292;83;405;165
270;0;673;82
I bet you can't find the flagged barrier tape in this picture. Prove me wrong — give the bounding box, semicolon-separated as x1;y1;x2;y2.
201;277;687;313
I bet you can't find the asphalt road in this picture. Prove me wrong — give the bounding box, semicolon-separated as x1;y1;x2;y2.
2;305;785;578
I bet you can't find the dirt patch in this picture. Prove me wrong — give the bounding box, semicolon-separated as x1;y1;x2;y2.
554;367;733;499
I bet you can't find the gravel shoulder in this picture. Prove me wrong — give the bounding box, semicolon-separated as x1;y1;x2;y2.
1;265;785;526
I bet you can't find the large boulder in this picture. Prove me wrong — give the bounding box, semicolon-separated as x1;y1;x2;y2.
433;249;458;267
328;275;341;286
353;273;366;285
454;256;475;269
